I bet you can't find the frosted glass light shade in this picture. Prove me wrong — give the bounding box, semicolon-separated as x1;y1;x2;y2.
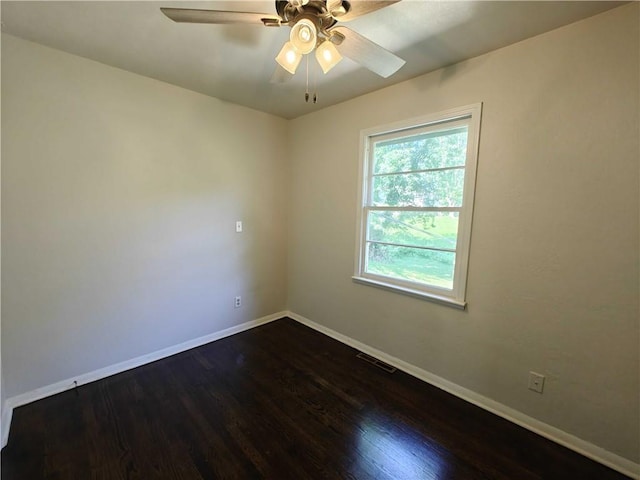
290;18;317;54
315;40;342;73
276;41;302;74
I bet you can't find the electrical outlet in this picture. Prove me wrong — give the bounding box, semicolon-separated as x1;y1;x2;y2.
234;296;242;308
528;371;545;393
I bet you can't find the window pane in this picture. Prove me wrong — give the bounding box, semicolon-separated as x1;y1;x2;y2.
367;211;459;250
373;127;468;174
366;243;455;290
372;168;465;207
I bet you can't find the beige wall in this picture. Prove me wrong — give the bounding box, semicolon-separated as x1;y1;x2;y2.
287;4;639;463
1;34;288;398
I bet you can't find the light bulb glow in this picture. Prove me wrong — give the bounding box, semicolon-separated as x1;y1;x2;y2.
276;41;302;74
299;26;311;42
290;18;317;54
315;40;342;74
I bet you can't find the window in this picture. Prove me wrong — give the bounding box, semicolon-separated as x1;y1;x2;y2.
354;104;482;308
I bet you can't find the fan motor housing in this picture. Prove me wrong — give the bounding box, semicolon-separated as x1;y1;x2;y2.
275;0;338;33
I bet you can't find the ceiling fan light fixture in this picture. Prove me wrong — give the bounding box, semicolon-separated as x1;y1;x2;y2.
276;41;302;74
315;40;342;73
290;18;317;54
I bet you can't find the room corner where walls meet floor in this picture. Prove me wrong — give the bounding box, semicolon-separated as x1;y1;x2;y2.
1;311;638;479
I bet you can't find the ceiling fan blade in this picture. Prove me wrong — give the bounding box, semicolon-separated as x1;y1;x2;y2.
330;26;405;78
270;65;294;84
333;1;400;22
160;8;281;25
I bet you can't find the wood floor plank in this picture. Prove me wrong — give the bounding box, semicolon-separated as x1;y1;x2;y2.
1;318;632;479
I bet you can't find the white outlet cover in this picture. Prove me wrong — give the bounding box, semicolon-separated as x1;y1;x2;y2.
235;221;243;233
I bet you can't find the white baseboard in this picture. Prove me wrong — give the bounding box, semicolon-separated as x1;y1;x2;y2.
3;310;638;479
1;311;285;449
1;403;13;449
286;311;640;480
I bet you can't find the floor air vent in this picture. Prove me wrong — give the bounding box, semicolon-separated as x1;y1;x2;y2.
356;352;397;373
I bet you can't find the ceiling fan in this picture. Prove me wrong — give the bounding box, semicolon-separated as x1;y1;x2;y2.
161;0;405;79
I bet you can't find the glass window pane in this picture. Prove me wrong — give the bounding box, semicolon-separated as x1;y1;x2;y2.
373;127;468;174
372;168;465;207
367;211;459;250
366;243;455;290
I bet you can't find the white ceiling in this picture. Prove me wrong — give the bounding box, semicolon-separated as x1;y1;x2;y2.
1;1;624;119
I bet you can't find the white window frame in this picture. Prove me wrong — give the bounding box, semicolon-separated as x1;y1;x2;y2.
353;103;482;309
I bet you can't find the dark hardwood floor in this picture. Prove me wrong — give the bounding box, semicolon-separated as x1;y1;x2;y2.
1;317;631;479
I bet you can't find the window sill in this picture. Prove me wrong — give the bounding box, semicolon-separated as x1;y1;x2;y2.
351;276;467;310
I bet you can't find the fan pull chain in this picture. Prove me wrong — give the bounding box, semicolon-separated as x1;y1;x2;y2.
305;56;310;103
313;59;317;104
303;56;318;104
